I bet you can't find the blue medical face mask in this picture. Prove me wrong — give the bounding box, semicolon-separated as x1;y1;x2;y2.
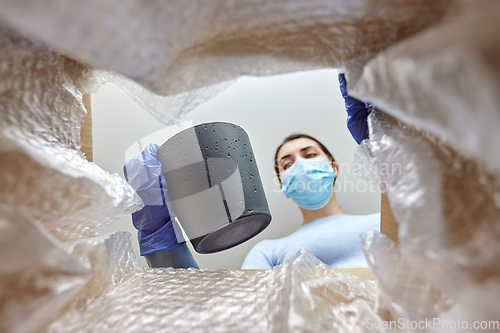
281;157;336;210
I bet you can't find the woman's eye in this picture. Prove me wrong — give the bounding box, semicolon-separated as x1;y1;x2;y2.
283;163;292;170
306;153;316;158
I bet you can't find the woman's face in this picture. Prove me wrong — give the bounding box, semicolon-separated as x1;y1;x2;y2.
276;137;338;187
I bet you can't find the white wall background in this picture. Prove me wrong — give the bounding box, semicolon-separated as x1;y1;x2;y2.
94;69;380;269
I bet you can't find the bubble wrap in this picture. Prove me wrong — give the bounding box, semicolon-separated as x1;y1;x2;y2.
48;248;378;333
362;231;452;325
0;205;91;333
98;71;237;126
353;107;500;329
370;109;500;284
2;197;381;333
0;27;143;241
0;204;140;333
349;0;500;176
2;0;500;332
0;0;451;123
346;4;500;324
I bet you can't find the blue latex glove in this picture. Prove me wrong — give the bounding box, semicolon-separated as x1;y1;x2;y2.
339;73;370;144
123;143;184;256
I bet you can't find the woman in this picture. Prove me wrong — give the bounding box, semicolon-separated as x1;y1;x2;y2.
241;133;379;269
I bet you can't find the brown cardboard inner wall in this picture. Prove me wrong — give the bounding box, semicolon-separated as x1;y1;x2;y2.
380;193;399;244
80;94;93;162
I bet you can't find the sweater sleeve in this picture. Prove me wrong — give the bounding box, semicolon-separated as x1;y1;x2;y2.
241;241;274;269
338;73;370;144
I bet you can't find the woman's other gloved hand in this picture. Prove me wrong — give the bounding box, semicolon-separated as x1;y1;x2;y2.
338;73;371;144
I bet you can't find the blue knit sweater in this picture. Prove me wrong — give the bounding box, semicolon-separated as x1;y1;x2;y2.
241;214;380;269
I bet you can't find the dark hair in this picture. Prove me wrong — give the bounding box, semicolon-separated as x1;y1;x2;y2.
274;133;336;184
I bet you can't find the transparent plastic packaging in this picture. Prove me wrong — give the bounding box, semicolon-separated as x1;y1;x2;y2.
367;111;500;287
349;0;500;176
2;0;500;332
0;0;451;124
343;1;500;328
0;205;91;333
355;110;500;332
350;2;500;321
349;0;500;300
48;249;379;333
0;27;143;241
0;204;139;333
362;231;452;325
